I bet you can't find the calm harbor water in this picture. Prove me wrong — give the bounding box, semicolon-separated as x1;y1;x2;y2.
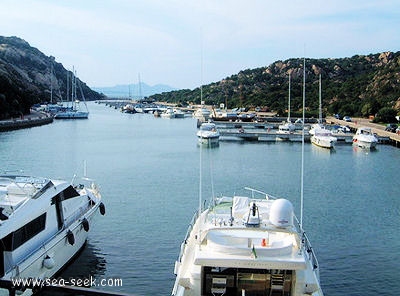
0;102;399;295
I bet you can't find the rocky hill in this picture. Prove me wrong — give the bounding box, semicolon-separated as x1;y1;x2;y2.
0;36;104;119
1;35;399;121
150;51;400;120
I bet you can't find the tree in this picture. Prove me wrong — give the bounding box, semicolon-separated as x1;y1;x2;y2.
361;99;381;117
373;107;397;123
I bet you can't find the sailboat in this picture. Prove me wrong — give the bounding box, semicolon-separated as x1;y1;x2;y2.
309;75;337;149
54;68;89;119
172;59;324;296
276;73;296;141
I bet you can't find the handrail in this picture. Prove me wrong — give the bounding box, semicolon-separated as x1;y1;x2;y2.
293;215;320;279
176;210;199;263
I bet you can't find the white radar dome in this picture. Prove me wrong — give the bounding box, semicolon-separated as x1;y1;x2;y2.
270;199;293;228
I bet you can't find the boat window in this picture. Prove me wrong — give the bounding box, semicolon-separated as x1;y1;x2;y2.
1;213;46;251
62;185;80;199
32;180;54;199
202;267;292;296
51;185;80;204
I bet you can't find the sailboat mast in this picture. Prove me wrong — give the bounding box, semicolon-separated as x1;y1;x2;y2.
288;73;291;123
300;58;305;228
66;71;69;105
319;74;322;123
50;62;53;104
199;33;204;217
71;66;74;102
138;73;142;101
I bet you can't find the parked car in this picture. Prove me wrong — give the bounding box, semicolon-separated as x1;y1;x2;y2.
342;116;352;122
396;126;400;135
385;123;398;133
334;114;341;119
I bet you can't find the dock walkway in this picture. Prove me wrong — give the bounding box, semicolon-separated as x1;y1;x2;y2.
0;110;53;132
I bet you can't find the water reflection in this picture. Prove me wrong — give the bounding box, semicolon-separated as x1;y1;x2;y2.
38;242;106;295
59;241;107;279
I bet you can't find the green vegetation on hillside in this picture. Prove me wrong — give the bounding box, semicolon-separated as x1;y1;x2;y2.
150;52;400;122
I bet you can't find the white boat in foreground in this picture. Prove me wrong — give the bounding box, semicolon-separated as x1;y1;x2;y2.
0;174;105;294
197;122;220;146
172;188;323;296
352;127;378;149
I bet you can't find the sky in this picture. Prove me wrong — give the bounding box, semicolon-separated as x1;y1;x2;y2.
0;0;399;90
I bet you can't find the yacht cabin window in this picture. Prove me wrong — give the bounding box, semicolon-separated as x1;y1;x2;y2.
1;213;46;251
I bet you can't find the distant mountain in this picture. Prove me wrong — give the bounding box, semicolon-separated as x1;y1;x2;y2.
0;36;105;119
150;52;400;120
93;83;176;98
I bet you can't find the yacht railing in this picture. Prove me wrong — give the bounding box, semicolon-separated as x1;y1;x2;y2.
294;215;320;279
176;210;199;263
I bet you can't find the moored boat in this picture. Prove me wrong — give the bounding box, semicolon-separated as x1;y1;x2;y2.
197;122;220;147
276;73;295;141
311;128;337;149
193;108;211;121
352;127;378;149
54;69;89;119
161;108;176;119
0;174;105;294
173;108;186;118
309;75;337;149
172;189;323;296
275;122;296;141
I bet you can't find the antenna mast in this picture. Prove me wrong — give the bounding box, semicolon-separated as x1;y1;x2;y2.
300;58;305;228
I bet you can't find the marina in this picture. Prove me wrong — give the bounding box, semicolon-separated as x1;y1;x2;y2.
0;102;399;296
97;100;399;147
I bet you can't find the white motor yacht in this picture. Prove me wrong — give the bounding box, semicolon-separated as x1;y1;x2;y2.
161;108;176;119
172;189;323;296
173;109;185;118
0;174;104;294
197;122;220;147
276;121;296;141
193;108;211;121
310;127;337;149
352;127;378;149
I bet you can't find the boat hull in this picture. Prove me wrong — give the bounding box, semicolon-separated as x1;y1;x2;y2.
54;111;89;119
352;138;377;149
1;204;100;289
197;136;219;147
352;127;378;149
311;135;336;149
